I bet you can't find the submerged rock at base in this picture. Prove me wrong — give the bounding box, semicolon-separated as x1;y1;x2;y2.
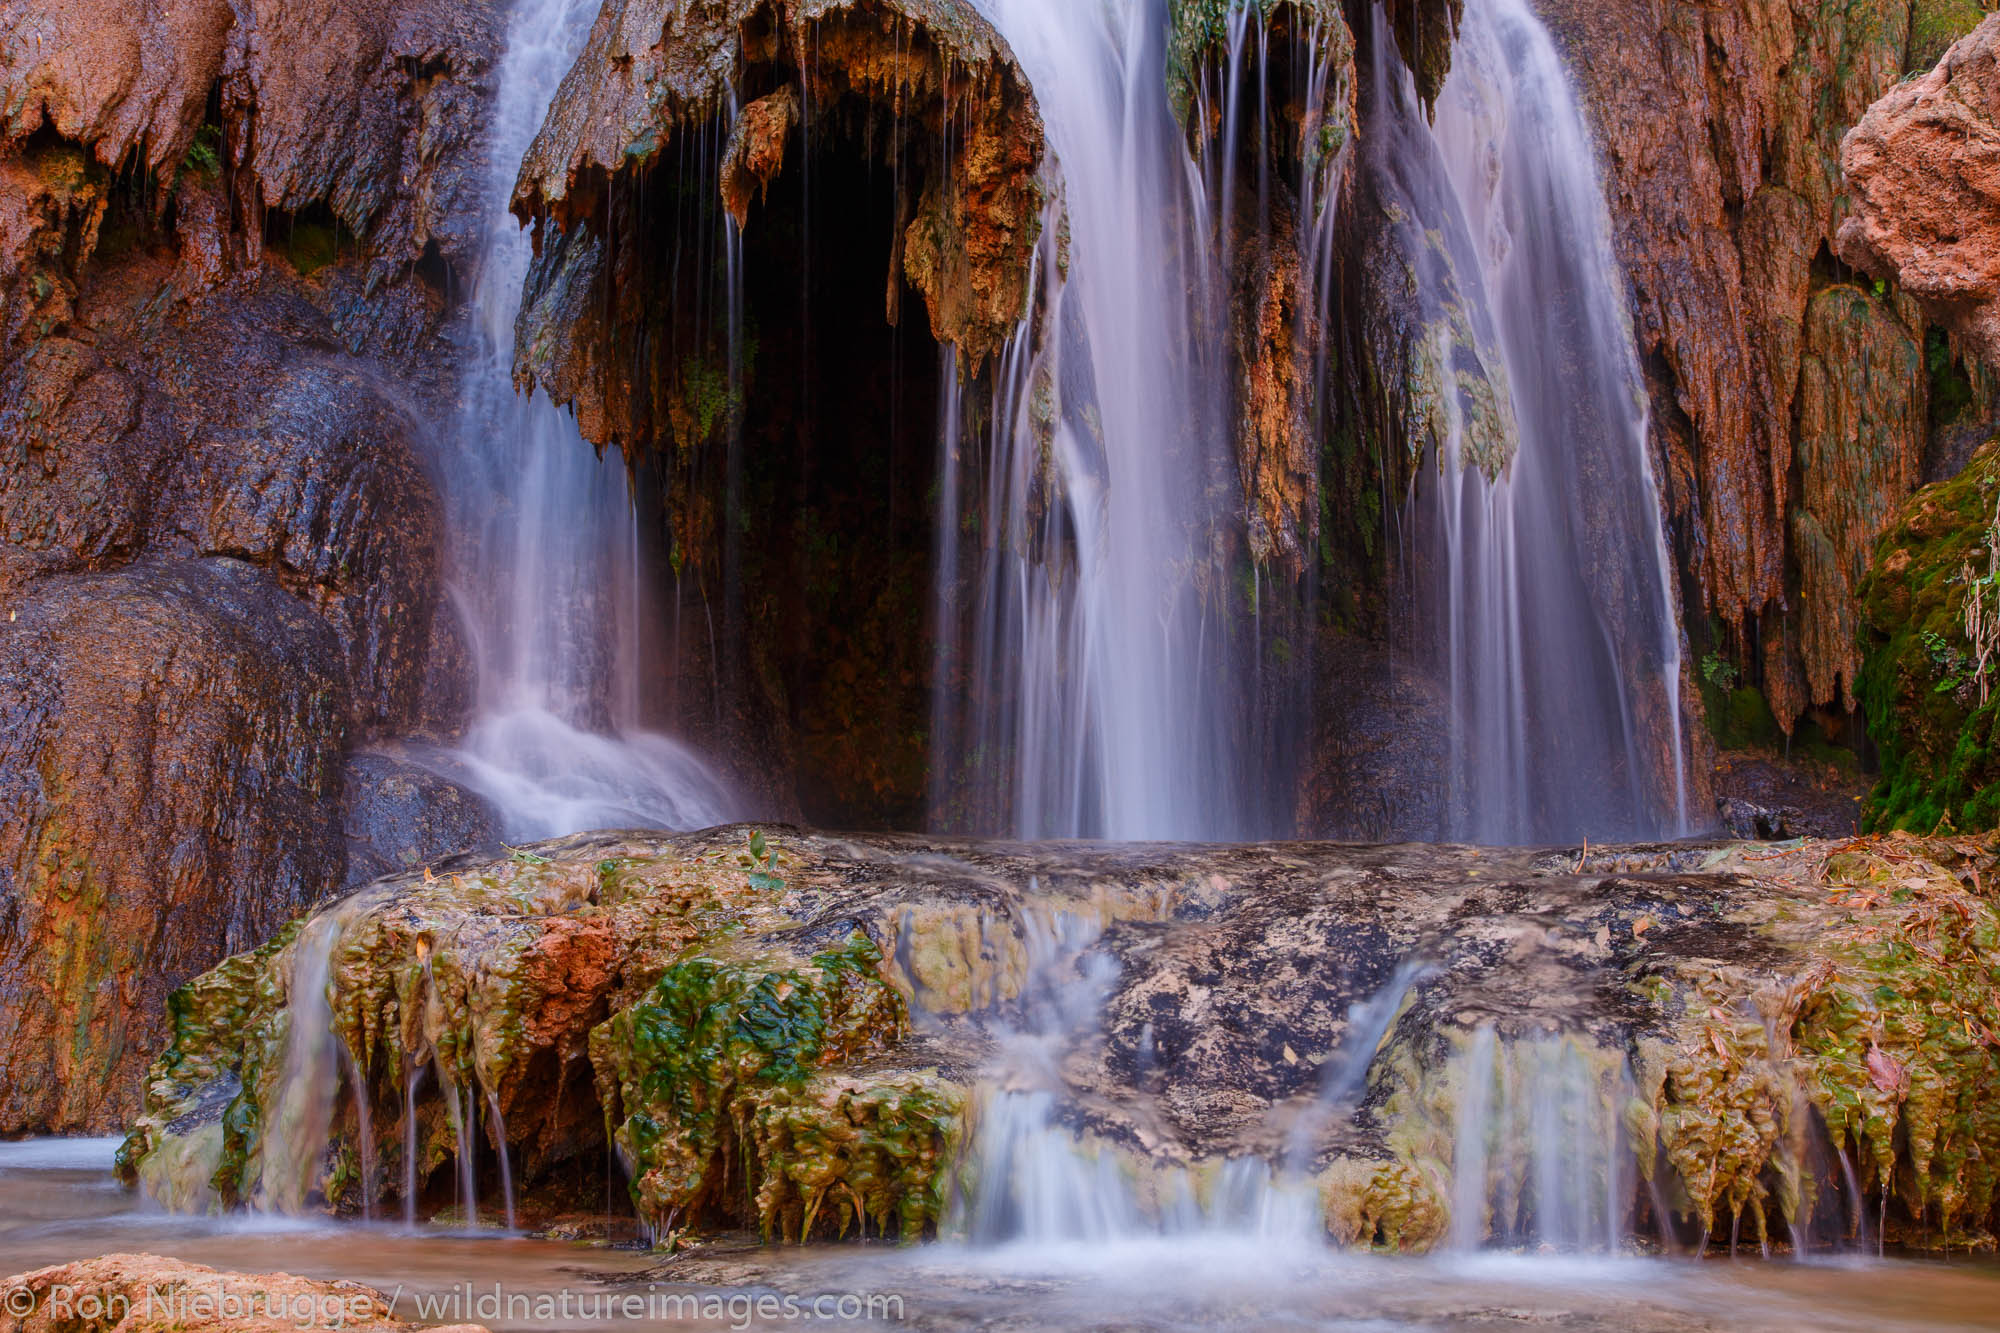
119;828;2000;1253
0;1253;488;1333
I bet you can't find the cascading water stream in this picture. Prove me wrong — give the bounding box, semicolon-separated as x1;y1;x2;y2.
942;0;1250;841
256;914;347;1215
410;0;742;839
1443;1030;1636;1253
962;905;1322;1245
1372;0;1690;844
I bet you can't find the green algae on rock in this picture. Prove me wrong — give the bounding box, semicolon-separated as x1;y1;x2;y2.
119;829;976;1237
595;937;962;1241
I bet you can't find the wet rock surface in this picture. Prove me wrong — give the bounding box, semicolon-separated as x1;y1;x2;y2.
1;0;503;270
340;751;502;891
122;828;2000;1253
1712;754;1866;842
0;559;351;1134
0;0;500;1134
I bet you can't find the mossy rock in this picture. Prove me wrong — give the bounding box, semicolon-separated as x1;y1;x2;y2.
592;934;957;1241
1858;437;2000;833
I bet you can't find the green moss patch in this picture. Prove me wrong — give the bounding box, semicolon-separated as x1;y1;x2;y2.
1858;437;2000;833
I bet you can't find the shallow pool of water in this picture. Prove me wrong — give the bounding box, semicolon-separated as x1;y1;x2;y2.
5;1139;1997;1330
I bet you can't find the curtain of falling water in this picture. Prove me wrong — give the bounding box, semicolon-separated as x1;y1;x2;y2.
413;0;741;839
1373;0;1690;844
940;0;1251;842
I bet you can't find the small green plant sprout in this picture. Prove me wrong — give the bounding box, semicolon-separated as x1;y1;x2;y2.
1700;652;1740;691
743;829;784;892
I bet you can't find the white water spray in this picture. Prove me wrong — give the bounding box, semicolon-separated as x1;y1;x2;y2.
415;0;743;838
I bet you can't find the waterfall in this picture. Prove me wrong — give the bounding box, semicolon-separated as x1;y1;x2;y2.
1373;0;1690;844
255;914;346;1214
253;889;394;1216
414;0;742;839
942;0;1251;841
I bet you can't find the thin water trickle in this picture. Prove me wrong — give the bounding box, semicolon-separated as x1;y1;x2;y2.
401;1058;426;1230
338;1043;375;1223
1284;960;1434;1173
486;1090;518;1232
437;1062;478;1230
409;0;744;838
1372;0;1690;843
257;915;345;1214
1445;1028;1637;1252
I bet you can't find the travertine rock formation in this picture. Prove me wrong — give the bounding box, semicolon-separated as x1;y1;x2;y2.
0;0;501;272
511;0;1045;451
1540;0;1986;732
122;827;2000;1251
1174;0;1358;575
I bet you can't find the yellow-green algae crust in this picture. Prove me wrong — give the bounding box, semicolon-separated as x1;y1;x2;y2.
1605;838;2000;1247
1338;836;2000;1251
593;934;964;1242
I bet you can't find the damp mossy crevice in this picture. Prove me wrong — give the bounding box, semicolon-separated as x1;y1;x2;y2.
1859;437;2000;833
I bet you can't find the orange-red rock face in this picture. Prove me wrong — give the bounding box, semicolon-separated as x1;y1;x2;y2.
1841;16;2000;368
0;1253;488;1333
0;0;500;1133
1539;0;1964;731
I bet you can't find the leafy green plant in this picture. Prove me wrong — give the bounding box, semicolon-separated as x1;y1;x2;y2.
182;124;223;181
743;829;783;891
